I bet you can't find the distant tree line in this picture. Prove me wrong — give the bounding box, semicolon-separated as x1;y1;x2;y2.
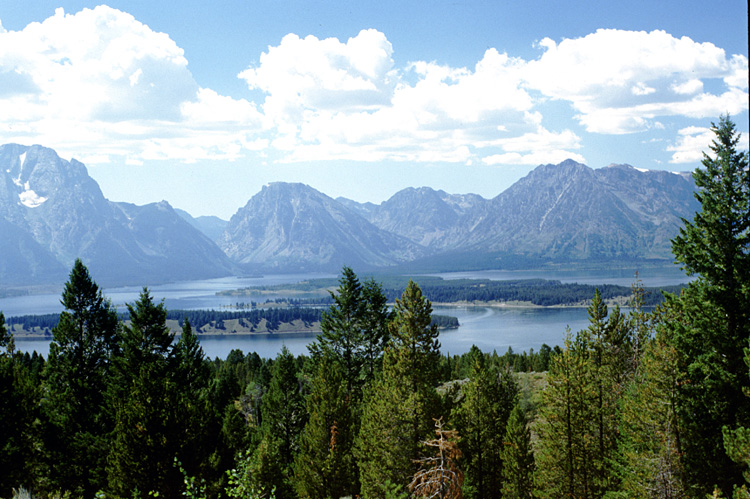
227;276;684;308
6;308;457;335
378;278;682;307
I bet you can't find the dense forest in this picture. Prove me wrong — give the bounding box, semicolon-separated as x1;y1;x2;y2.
221;275;682;308
0;116;748;498
5;307;459;336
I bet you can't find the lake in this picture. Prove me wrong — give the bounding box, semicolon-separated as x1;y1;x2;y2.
8;266;690;359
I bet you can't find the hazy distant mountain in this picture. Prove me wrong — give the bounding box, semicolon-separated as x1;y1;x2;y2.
0;144;235;286
341;187;489;249
334;160;697;268
1;143;699;283
175;208;228;243
220;182;426;271
464;160;698;260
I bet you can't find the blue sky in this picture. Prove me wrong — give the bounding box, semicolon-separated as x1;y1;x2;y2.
1;1;748;218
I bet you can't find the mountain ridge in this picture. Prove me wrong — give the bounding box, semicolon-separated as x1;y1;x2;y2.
0;144;236;286
1;143;699;285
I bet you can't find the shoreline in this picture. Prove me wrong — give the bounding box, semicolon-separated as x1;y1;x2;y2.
6;298;619;339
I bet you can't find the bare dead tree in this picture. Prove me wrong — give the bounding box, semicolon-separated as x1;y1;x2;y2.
409;418;464;499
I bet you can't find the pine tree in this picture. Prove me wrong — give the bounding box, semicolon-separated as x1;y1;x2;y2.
251;346;305;499
587;290;625;495
172;318;214;484
294;354;358;499
308;268;391;397
409;418;464;499
0;312;42;495
535;327;597;499
722;338;750;498
615;305;686;499
671;115;750;349
360;277;391;381
500;404;535;499
310;267;365;396
357;371;422;498
107;288;181;497
385;280;441;396
452;348;516;499
0;311;13;353
357;281;441;498
42;260;119;496
668;115;750;495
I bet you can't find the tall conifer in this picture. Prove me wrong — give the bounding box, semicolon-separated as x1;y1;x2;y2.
452;348;516;499
357;281;441;498
43;260;119;496
667;115;750;494
294;354;358;499
500;404;536;499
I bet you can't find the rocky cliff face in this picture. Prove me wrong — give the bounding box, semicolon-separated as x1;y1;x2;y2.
220;182;426;271
0;144;235;286
469;160;698;260
337;159;697;264
1;143;700;284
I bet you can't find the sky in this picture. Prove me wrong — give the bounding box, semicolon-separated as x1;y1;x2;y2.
0;1;748;219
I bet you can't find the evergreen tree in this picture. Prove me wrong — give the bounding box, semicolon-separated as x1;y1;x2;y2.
294;354;358;499
0;311;13;353
251;346;305;499
310;267;365;396
587;290;624;494
108;361;181;496
452;347;516;499
360;276;392;381
385;280;441;396
535;327;597;499
0;312;42;495
615;304;686;499
722;338;750;498
668;115;750;495
500;404;536;499
43;260;119;496
671;115;750;350
172;318;215;484
357;281;441;498
117;287;174;379
309;268;391;396
107;288;181;497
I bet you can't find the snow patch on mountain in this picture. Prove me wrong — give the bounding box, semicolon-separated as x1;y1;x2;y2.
18;182;48;208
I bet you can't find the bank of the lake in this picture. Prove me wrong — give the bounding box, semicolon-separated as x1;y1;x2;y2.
7;267;689;359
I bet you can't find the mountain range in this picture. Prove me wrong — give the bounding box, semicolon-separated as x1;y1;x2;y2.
0;144;698;287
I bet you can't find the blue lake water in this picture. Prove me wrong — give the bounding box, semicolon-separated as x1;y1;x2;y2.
7;267;691;360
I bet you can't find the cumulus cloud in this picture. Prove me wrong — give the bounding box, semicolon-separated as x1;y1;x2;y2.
0;6;263;164
482;127;585;165
1;7;746;170
523;29;749;134
668;125;750;164
239;33;547;163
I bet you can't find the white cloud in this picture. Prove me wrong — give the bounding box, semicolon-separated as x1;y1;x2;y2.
0;6;264;164
481;127;585;165
1;7;746;171
671;79;703;95
523;29;749;134
239;33;545;163
668;125;750;164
